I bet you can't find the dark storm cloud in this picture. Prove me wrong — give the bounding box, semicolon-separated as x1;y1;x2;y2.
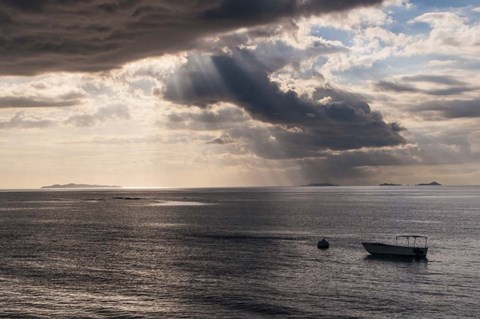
164;49;405;156
224;122;404;160
416;98;480;119
0;0;382;75
201;0;383;21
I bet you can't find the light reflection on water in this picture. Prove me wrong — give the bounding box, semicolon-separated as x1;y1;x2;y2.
148;200;213;206
0;187;479;318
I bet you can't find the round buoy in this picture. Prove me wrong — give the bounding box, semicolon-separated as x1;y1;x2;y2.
317;238;329;249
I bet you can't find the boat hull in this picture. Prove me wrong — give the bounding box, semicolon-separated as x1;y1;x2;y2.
362;242;428;258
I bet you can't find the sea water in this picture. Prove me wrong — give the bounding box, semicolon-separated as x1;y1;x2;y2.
0;187;479;318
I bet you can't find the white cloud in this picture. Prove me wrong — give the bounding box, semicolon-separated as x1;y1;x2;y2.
299;6;393;32
0;112;54;129
405;12;480;57
409;12;467;27
320;26;412;75
64;104;130;127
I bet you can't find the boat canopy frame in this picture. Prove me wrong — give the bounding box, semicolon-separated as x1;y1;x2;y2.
395;235;428;247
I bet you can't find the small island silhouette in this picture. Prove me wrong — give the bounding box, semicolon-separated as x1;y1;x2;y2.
41;183;121;189
379;183;402;186
415;181;442;186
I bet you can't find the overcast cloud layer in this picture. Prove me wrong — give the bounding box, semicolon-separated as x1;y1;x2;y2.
1;0;480;188
0;0;381;75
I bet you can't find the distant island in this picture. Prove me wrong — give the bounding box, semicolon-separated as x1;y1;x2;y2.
302;183;339;187
416;181;442;186
41;183;121;189
379;183;402;186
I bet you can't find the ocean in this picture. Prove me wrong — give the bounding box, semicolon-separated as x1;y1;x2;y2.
0;186;478;318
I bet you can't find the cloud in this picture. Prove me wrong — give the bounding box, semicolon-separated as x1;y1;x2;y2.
206;136;235;145
0;79;86;109
401;75;467;86
374;80;476;96
416;98;480;119
241;39;347;73
297;147;418;184
164;48;405;158
405;11;480;57
0;0;383;75
64;104;130;127
0;95;81;108
163;103;250;131
201;0;383;22
0;111;54;129
0;103;131;129
374;80;420;93
64;133;217;145
409;12;466;29
373;73;477;96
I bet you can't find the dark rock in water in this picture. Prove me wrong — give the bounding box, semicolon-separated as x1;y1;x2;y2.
317;238;329;249
112;196;143;200
303;183;339;187
416;181;441;186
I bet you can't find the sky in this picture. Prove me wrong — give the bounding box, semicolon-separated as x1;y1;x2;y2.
1;0;480;188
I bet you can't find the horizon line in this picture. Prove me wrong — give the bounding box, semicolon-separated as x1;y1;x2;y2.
2;184;480;191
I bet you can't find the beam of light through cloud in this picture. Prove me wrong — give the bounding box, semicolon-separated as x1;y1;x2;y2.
164;49;406;155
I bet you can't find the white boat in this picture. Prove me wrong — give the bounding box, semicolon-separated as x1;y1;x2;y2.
362;235;428;258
